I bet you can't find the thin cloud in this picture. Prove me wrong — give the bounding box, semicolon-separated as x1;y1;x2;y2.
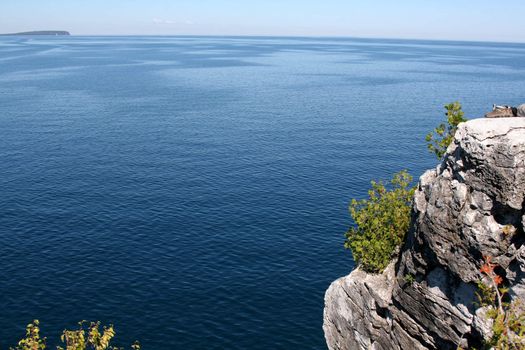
152;18;194;25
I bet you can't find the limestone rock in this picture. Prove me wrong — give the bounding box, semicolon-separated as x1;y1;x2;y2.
324;118;525;349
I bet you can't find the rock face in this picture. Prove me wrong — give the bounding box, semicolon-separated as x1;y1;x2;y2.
324;118;525;349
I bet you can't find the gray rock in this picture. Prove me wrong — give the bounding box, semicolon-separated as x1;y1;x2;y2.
518;104;525;118
324;118;525;349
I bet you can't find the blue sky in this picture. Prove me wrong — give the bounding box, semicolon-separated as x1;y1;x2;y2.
2;0;525;42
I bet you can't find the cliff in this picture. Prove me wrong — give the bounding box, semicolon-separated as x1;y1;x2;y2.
323;118;525;349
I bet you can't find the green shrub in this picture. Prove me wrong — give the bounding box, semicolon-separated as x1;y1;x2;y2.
10;320;139;350
404;273;416;285
425;101;467;159
344;170;415;273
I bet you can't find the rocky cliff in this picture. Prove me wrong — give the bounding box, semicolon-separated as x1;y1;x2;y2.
323;118;525;349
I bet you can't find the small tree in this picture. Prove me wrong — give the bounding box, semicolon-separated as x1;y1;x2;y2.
425;101;467;159
344;170;415;273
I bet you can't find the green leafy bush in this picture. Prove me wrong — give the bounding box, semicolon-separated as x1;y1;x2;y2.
10;320;140;350
344;170;415;273
425;101;467;159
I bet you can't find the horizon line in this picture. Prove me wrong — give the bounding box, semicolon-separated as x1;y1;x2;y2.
3;32;525;45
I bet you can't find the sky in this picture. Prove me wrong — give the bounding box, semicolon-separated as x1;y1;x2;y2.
1;0;525;42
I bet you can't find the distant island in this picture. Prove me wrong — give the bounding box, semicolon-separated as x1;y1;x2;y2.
0;31;70;36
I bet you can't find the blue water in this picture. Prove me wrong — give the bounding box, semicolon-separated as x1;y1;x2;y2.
1;36;525;349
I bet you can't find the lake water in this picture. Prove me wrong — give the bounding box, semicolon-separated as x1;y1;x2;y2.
1;36;525;349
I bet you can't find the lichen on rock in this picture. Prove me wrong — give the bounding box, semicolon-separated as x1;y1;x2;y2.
323;118;525;350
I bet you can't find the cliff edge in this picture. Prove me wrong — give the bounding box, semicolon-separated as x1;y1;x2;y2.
323;118;525;349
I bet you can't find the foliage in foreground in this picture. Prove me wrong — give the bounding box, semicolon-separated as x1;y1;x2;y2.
425;101;467;159
344;170;415;273
10;320;140;350
476;257;525;350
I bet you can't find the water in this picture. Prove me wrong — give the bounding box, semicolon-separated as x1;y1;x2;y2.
1;36;525;349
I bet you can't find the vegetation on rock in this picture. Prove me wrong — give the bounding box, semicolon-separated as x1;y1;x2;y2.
344;170;415;273
345;102;466;274
425;101;467;159
476;257;525;350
